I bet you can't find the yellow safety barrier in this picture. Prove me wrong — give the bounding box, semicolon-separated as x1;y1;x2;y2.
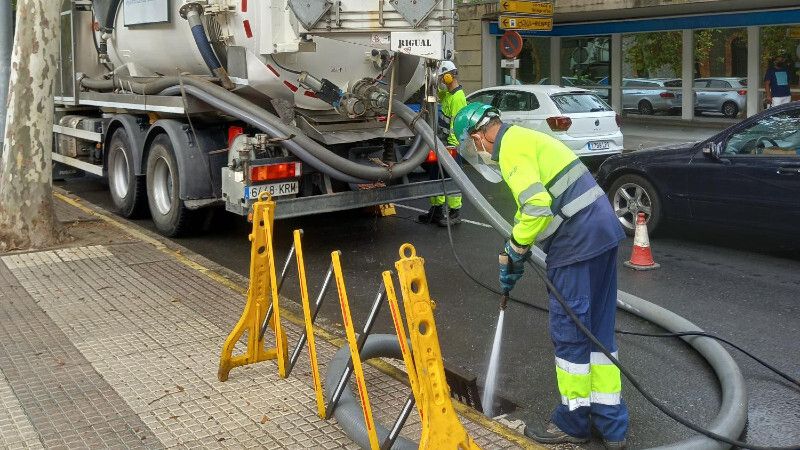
331;250;381;450
218;193;288;382
393;243;482;450
294;230;326;418
382;271;422;418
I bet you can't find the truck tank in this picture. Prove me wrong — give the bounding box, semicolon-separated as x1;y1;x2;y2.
102;0;455;112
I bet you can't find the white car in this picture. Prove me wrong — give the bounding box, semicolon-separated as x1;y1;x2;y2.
466;85;624;168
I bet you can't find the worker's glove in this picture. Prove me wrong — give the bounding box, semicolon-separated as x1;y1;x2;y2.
504;239;531;264
499;251;525;293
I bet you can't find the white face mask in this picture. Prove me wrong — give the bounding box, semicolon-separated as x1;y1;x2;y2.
456;131;503;183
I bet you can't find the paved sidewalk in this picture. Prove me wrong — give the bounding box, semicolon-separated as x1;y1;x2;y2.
0;192;539;449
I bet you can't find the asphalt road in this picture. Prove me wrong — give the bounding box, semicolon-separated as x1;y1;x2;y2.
56;163;800;449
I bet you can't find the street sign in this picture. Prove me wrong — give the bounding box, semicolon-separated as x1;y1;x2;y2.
500;0;553;16
499;15;553;31
499;31;524;59
501;59;520;69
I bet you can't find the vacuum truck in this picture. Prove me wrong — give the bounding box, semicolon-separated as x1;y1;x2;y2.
53;0;457;236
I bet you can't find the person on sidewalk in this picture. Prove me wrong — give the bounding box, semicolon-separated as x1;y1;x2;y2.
418;60;467;227
764;52;793;108
452;103;629;449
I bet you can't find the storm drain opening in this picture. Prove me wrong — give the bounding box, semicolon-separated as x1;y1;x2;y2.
445;366;517;417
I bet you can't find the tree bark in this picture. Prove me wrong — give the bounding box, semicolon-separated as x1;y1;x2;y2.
0;0;62;252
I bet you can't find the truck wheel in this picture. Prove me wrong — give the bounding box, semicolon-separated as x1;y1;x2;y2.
107;128;146;218
608;174;662;236
145;134;190;237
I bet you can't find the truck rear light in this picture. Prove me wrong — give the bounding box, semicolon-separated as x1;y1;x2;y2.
659;92;675;98
228;125;245;148
426;147;459;163
546;116;572;132
250;162;302;182
615;114;621;127
737;89;747;96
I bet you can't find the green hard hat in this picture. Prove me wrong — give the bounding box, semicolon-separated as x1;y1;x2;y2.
452;102;501;144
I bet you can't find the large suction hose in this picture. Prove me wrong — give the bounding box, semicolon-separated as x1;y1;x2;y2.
391;101;747;450
324;334;417;450
80;75;430;182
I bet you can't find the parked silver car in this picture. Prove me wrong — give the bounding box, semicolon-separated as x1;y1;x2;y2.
622;78;683;115
693;77;747;118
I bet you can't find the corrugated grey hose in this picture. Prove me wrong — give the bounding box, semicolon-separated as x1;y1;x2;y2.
394;100;748;450
324;334;417;450
80;76;429;182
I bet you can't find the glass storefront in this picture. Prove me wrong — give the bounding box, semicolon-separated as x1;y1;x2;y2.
692;28;748;118
621;32;683;116
560;36;611;104
498;37;550;86
760;26;800;107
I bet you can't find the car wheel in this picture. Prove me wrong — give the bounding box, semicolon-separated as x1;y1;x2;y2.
145;134;191;237
608;174;662;237
722;101;739;118
637;100;654;115
107;128;147;218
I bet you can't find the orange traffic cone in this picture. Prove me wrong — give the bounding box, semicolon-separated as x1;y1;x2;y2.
624;213;660;271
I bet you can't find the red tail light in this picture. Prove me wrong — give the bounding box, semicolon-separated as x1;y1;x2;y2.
737;89;747;96
228;125;245;148
546;116;572;132
250;162;302;182
659;92;675;98
615;114;621;127
426;147;459;163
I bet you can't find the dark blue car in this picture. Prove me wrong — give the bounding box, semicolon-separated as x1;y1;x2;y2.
596;103;800;236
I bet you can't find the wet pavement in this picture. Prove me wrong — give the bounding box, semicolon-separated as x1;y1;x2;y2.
56;166;800;449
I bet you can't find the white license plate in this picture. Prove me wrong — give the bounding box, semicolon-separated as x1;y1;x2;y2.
245;181;299;200
588;141;611;151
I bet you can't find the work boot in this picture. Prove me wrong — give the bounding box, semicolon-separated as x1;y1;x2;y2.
417;205;444;224
524;421;589;445
437;208;461;227
603;439;627;449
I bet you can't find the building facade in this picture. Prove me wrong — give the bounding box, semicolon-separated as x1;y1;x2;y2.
454;0;800;120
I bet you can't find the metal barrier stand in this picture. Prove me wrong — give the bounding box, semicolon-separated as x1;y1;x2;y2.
393;243;481;450
218;193;288;382
330;250;382;450
288;229;327;418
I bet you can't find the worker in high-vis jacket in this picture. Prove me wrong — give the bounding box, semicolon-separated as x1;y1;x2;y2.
417;60;467;227
452;103;629;449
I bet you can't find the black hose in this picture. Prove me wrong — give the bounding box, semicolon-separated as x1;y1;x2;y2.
79;75;430;182
190;23;221;72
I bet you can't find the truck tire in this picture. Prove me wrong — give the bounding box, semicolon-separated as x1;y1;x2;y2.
145;134;191;237
107;128;147;218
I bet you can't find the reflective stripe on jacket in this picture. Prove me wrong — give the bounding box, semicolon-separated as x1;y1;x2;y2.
439;86;468;146
496;125;605;247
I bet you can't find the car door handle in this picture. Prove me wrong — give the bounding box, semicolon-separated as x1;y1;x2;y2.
777;166;800;175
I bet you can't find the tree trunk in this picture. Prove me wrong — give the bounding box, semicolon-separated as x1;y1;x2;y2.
0;0;62;252
0;0;13;148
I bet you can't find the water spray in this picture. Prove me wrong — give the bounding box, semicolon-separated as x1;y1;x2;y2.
482;292;509;418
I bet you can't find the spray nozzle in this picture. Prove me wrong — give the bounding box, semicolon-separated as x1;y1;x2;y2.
500;293;509;310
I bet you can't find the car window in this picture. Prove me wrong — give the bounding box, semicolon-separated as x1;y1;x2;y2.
723;109;800;156
663;80;682;88
738;79;747;87
550;93;611;113
468;92;497;107
708;80;731;89
497;91;532;112
694;80;709;88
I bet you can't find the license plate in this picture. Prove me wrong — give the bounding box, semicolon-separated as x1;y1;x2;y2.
245;181;299;200
589;141;611;151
